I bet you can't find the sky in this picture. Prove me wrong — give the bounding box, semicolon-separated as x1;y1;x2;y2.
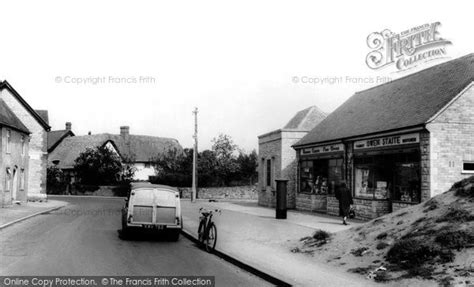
1;0;472;152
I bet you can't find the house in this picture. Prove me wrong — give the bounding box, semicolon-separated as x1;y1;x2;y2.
0;81;50;201
258;106;327;208
48;126;182;182
0;99;30;206
48;122;75;153
292;53;474;220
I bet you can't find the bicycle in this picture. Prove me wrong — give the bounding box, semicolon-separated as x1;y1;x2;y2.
198;207;221;252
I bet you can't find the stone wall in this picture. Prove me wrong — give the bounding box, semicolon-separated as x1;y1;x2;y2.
295;193;327;212
427;84;474;197
353;198;390;220
327;195;339;216
420;131;431;201
0;127;30;205
257;130;307;209
179;186;258;200
392;201;418;213
1;88;48;200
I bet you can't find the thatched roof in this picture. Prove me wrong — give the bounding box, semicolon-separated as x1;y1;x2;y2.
48;133;182;169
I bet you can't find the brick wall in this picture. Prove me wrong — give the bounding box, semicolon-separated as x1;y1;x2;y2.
1;88;48;200
179;186;258;200
427;83;474;197
295;193;327;212
353;198;390;220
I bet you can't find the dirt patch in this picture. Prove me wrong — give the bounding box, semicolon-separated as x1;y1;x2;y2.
290;176;474;285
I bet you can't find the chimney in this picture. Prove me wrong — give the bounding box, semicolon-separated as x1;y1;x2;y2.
120;126;130;138
65;122;72;131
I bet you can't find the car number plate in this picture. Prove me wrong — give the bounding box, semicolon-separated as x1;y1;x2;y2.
143;224;164;230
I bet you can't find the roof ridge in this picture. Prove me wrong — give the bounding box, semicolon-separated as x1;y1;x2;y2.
354;53;474;95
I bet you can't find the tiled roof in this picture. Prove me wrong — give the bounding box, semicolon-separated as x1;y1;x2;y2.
35;110;49;125
0;80;51;131
47;130;74;152
48;133;182;169
284;106;327;130
0;98;30;133
294;53;474;147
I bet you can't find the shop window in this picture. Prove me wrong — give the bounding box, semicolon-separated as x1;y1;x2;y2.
299;160;313;193
299;159;339;194
266;159;272;187
392;162;420;202
354;152;421;202
328;158;343;194
462;161;474;173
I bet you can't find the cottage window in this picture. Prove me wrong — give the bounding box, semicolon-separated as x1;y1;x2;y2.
6;130;11;153
462;161;474;173
5;168;12;192
20;169;25;190
21;136;26;156
266;159;272;187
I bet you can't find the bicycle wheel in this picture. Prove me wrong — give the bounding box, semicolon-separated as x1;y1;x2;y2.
205;223;217;252
198;220;206;245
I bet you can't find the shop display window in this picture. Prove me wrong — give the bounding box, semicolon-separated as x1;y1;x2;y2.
299;158;343;195
299;161;313;193
353;151;420;202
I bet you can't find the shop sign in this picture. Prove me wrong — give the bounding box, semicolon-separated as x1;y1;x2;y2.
354;133;419;150
300;143;344;155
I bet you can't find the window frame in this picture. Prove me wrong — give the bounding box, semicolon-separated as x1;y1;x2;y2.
462;161;474;174
6;129;12;154
266;159;272;187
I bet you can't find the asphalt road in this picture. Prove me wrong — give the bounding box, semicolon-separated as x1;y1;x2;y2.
0;196;271;287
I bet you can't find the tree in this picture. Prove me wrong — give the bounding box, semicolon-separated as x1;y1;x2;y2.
236;149;258;185
74;146;123;185
212;134;238;186
47;165;66;194
151;148;192;187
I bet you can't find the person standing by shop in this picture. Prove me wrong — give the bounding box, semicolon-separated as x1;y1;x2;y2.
335;182;353;225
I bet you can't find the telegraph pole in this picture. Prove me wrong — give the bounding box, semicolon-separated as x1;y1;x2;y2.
192;107;198;202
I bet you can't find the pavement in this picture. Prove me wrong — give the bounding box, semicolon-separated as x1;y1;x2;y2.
181;199;377;287
0;199;68;229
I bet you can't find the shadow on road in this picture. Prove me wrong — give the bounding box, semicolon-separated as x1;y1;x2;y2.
117;229;179;242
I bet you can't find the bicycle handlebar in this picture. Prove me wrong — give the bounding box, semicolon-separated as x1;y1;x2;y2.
199;207;221;215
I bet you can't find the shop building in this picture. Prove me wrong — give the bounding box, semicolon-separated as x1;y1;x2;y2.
293;54;474;220
258;106;326;208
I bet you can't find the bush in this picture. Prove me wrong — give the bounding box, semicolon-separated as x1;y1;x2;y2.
376;232;387;240
435;230;474;250
387;238;455;268
376;242;390;250
351;247;369;257
436;208;473;223
386;238;448;268
450;176;474;197
312;229;331;241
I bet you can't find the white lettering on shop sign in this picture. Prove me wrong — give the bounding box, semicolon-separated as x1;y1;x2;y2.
301;143;344;155
354;133;419;150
